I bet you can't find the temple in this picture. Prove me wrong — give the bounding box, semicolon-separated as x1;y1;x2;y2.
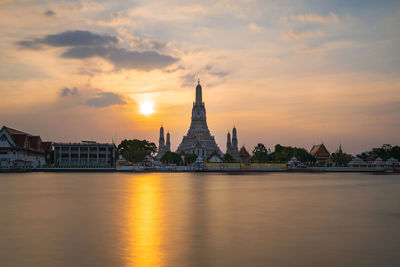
176;79;223;159
156;126;170;160
226;126;241;161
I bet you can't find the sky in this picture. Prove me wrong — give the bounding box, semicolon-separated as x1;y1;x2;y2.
0;0;399;155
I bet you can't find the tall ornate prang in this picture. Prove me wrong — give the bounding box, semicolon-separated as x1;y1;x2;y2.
176;80;223;159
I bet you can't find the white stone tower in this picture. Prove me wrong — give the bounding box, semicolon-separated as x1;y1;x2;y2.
176;79;223;158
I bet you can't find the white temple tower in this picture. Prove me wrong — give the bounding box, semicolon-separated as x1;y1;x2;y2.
176;79;223;158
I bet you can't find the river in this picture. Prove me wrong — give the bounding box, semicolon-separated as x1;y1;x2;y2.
0;172;399;267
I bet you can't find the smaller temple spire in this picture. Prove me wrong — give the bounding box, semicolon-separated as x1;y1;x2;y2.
232;126;238;150
166;132;171;151
195;78;203;104
226;131;232;152
159;126;165;148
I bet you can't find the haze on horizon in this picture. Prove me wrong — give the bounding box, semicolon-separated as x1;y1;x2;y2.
0;0;399;155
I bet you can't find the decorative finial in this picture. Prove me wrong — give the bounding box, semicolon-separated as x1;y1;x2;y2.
198;77;200;84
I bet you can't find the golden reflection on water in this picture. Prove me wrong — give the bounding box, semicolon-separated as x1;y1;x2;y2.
124;174;164;267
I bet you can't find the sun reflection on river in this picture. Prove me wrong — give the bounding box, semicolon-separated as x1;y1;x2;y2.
124;174;164;267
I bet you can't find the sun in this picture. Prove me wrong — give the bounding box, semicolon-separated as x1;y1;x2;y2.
139;100;154;115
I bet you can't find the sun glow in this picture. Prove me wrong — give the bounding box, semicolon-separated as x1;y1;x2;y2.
139;100;154;115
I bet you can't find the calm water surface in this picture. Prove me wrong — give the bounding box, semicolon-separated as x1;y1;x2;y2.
0;172;399;267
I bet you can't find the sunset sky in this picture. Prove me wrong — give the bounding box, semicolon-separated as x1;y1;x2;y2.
1;0;399;154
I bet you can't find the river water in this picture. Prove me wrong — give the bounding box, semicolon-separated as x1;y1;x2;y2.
0;172;399;267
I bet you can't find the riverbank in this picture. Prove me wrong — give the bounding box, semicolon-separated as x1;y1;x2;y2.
0;167;395;173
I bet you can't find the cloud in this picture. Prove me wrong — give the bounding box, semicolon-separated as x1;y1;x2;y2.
290;12;339;23
95;11;132;26
62;46;177;70
283;29;325;40
163;65;185;73
181;73;196;87
44;9;55;16
60;87;78;97
18;30;118;48
210;71;229;77
85;92;126;108
249;23;263;32
18;30;178;71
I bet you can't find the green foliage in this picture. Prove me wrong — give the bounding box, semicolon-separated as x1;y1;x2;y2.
223;153;235;163
269;144;316;163
118;139;157;163
357;144;400;161
160;151;183;165
252;143;269;163
184;153;198;165
331;151;350;167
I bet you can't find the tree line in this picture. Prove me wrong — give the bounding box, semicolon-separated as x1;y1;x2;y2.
116;139;399;165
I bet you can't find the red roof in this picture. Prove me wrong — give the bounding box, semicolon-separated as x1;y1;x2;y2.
40;141;52;151
12;134;27;148
27;136;41;150
4;126;29;135
2;126;50;153
365;155;376;162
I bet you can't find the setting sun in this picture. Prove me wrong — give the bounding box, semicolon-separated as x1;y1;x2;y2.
139;101;154;115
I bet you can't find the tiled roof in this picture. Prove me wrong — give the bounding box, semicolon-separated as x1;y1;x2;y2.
40;141;52;151
207;150;222;160
27;136;41;150
4;126;29;136
13;134;27;148
310;144;330;156
2;125;49;153
239;146;250;157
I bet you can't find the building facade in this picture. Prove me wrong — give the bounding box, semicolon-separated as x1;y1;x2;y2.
310;144;330;165
0;126;50;169
176;79;223;159
53;141;116;167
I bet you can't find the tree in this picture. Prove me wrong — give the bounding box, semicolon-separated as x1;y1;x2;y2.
269;144;316;164
223;153;235;163
118;139;157;163
252;143;269;163
184;153;198;165
331;151;350;167
160;151;183;165
358;144;400;161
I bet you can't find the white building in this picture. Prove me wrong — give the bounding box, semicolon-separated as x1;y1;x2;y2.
0;126;50;169
53;141;116;167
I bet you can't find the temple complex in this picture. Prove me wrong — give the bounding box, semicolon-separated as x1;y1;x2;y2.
176;79;223;159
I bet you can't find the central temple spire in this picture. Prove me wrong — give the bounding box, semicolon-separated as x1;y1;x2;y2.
176;80;223;158
195;78;202;104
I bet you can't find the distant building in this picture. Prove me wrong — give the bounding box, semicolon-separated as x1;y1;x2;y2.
207;151;223;163
53;141;116;167
226;127;241;162
239;145;251;165
156;126;170;160
310;144;330;164
0;126;50;169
